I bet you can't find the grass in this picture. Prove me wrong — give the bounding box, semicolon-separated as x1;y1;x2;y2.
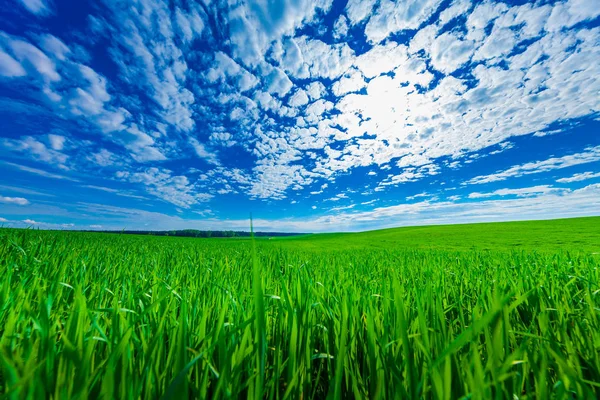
273;216;600;252
0;217;599;399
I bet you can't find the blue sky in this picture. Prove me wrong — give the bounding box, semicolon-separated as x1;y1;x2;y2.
0;0;599;232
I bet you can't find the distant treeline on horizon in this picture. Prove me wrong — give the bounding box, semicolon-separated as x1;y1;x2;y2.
78;229;307;238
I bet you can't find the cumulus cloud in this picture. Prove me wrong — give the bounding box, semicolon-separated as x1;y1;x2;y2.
466;146;600;185
206;52;259;92
2;136;68;167
468;185;560;199
332;68;366;96
17;0;51;16
346;0;377;26
21;182;600;232
47;134;66;150
0;49;27;77
264;66;293;96
1;0;600;224
5;38;60;81
546;0;600;31
288;88;309;107
0;195;30;205
116;167;212;208
39;34;70;60
87;149;121;167
332;15;349;40
277;37;354;80
228;0;333;65
305;81;326;100
365;0;443;43
429;32;474;74
557;171;600;183
190;138;219;165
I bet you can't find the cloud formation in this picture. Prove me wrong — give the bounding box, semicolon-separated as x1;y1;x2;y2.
0;195;30;205
0;0;599;230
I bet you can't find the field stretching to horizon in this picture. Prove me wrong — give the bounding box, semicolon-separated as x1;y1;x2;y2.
1;217;599;399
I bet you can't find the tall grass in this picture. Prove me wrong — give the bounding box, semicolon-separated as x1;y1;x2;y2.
0;228;599;398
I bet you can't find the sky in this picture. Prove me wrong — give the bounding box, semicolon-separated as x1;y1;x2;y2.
0;0;599;232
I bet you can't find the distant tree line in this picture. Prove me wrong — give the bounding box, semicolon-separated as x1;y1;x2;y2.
79;229;307;238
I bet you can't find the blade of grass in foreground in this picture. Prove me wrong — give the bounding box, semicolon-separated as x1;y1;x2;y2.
251;215;266;400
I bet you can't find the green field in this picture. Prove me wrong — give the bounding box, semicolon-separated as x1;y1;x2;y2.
1;217;599;399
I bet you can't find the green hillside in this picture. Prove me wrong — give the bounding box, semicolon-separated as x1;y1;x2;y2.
275;216;600;252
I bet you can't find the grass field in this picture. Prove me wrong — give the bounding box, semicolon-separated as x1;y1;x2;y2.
1;217;599;399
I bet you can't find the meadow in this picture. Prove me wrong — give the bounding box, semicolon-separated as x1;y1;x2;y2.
1;217;599;399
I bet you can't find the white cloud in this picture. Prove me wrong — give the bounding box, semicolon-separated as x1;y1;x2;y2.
439;0;472;26
174;6;204;43
468;185;559;199
206;52;258;92
305;99;333;122
0;31;177;164
227;0;333;65
18;0;51;15
354;42;408;79
100;0;197;132
119;125;166;163
7;38;60;81
466;1;508;31
1;161;79;181
332;68;366;96
189;138;219;165
68;65;111;116
279;37;354;80
254;91;282;111
47;134;66;151
557;171;600;183
288;88;309;107
466;146;600;185
81;185;147;199
2;0;600;214
365;0;443;43
305;81;326;100
19;183;600;233
0;195;30;205
312;183;600;231
87;149;120;167
378;164;440;188
473;27;517;61
0;185;53;197
39;34;70;60
117;167;212;208
346;0;377;25
210;131;236;147
429;32;474;74
546;0;600;31
0;49;27;77
409;24;439;54
3;136;68;167
265;66;293;97
23;219;39;224
332;15;349;40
